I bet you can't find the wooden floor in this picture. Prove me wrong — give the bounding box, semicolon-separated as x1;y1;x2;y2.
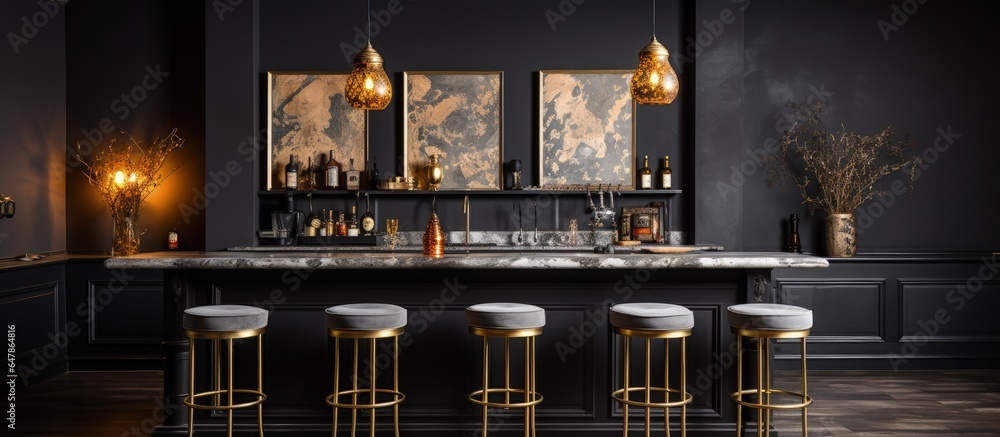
14;370;1000;436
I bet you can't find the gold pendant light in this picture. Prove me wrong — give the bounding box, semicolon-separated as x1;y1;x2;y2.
630;0;679;105
345;0;392;110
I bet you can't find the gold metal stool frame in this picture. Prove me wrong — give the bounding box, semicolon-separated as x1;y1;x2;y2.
468;326;543;437
326;327;406;437
611;327;694;437
732;328;813;437
185;327;267;437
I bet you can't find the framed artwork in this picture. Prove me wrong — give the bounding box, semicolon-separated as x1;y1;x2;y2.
403;71;503;190
267;71;368;190
538;70;635;189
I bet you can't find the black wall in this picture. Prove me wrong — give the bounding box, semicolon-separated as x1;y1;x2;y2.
65;0;206;253
741;0;999;252
208;0;691;249
0;0;66;258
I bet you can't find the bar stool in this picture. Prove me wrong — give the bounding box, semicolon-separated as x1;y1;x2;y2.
325;303;407;437
466;303;545;437
610;303;694;437
183;304;268;437
728;303;813;437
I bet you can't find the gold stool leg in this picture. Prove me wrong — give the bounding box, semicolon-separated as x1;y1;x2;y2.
763;338;770;437
623;335;630;437
664;338;670;437
258;334;265;437
394;335;401;437
680;336;687;437
483;336;490;437
645;338;651;437
227;338;234;437
352;339;359;437
333;338;340;437
506;338;512;408
530;335;538;437
801;337;808;437
523;337;530;437
735;335;742;437
756;337;763;437
215;339;221;409
370;338;377;437
188;339;195;437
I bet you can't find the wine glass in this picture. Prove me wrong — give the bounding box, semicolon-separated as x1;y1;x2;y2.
385;219;399;249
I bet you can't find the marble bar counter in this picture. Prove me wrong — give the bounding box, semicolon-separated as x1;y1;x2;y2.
106;250;827;437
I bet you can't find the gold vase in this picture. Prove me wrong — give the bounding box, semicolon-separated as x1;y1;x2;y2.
824;213;856;258
425;154;443;191
423;211;445;259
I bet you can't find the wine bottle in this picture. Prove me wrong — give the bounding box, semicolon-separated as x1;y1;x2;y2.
638;155;652;189
324;150;341;189
361;193;375;236
789;214;802;253
369;158;380;190
324;209;335;237
660;155;672;189
285;153;298;190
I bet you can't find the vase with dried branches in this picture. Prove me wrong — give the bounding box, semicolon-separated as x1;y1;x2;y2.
75;129;184;257
766;102;921;257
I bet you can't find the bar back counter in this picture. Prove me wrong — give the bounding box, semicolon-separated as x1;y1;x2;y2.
106;250;827;436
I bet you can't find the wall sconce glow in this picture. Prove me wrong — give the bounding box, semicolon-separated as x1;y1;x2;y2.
344;0;392;111
630;0;679;105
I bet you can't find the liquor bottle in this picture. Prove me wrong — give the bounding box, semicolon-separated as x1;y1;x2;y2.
325;209;337;237
285;153;298;190
336;212;347;237
324;150;341;189
369;158;380;190
305;195;320;237
168;227;179;250
788;214;802;253
347;206;360;236
346;158;361;191
638;155;652;189
361;193;375;236
660;155;672;189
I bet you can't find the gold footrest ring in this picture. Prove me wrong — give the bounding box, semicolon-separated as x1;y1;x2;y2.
185;389;266;410
468;388;543;408
730;388;813;410
325;388;405;410
611;386;693;408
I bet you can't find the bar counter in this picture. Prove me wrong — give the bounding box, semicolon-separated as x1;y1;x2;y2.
107;249;827;436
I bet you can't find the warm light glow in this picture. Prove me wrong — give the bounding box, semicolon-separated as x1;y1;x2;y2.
345;41;392;110
114;171;126;186
630;38;680;105
128;172;137;183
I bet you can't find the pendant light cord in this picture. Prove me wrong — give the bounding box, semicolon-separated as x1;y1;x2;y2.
651;0;656;37
367;0;372;41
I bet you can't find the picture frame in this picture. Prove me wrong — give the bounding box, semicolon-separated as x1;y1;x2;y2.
622;206;660;242
266;71;368;190
538;70;636;189
403;71;504;190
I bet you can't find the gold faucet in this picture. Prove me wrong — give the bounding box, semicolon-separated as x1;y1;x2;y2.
463;195;470;244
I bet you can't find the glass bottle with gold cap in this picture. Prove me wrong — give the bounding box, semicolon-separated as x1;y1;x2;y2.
638;155;652;189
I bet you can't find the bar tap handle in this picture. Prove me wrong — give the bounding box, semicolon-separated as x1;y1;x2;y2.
598;185;606;210
533;200;538;243
513;202;523;244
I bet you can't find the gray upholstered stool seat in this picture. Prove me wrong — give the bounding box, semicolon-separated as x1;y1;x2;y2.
325;303;407;330
610;303;694;331
183;304;269;331
466;302;545;329
727;303;813;331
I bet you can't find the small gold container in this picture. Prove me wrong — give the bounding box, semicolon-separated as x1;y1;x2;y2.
425;154;443;191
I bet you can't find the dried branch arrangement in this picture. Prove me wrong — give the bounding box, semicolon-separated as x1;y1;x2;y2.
74;129;184;255
766;102;921;215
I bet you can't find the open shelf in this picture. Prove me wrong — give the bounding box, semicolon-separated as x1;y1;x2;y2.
259;189;683;196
